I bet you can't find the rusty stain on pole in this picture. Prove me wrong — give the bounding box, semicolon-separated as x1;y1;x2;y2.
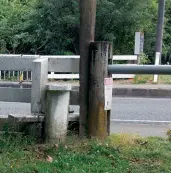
88;42;113;140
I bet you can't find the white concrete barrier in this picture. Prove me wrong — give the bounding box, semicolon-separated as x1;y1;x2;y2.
0;54;137;80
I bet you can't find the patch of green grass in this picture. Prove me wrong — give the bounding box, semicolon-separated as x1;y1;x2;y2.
159;75;171;84
133;75;151;84
133;75;171;84
1;133;171;172
108;134;171;172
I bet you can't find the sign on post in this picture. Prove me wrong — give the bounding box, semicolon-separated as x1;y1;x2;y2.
104;78;113;110
134;32;144;55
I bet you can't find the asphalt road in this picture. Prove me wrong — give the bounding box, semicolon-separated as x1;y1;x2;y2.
112;97;171;122
0;97;171;122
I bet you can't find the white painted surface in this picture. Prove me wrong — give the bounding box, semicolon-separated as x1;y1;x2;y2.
113;55;137;60
48;74;79;79
48;74;135;79
44;55;137;61
153;52;160;83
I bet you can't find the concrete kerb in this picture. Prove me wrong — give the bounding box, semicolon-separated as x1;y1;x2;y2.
72;85;171;98
111;119;171;125
112;88;171;98
0;82;171;98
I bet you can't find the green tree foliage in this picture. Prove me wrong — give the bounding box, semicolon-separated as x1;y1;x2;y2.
164;0;171;53
96;0;157;54
0;0;164;56
32;0;158;55
0;0;37;53
31;0;80;55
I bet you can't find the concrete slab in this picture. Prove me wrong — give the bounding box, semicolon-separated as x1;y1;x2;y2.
8;114;45;122
47;84;71;91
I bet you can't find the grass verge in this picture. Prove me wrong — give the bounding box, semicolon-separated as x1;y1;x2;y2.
133;75;171;84
0;133;171;172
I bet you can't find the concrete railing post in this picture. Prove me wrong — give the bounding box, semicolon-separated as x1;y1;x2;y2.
31;58;48;114
45;84;71;143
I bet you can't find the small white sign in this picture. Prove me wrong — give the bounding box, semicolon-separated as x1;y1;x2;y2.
134;32;144;55
104;78;113;110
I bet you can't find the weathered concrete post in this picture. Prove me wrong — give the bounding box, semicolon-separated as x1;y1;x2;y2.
45;84;71;143
88;41;113;140
31;58;48;114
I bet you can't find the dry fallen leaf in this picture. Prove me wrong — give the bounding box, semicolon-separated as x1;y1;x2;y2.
46;155;53;163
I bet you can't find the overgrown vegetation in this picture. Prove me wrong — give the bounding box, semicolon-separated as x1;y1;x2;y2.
139;53;151;65
133;75;171;84
0;133;171;172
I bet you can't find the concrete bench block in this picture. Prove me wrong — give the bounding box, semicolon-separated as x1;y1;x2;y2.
8;114;45;123
0;114;43;140
45;84;71;143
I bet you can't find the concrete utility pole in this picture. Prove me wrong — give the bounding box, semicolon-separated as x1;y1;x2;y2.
79;0;97;137
155;0;165;54
154;0;165;83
